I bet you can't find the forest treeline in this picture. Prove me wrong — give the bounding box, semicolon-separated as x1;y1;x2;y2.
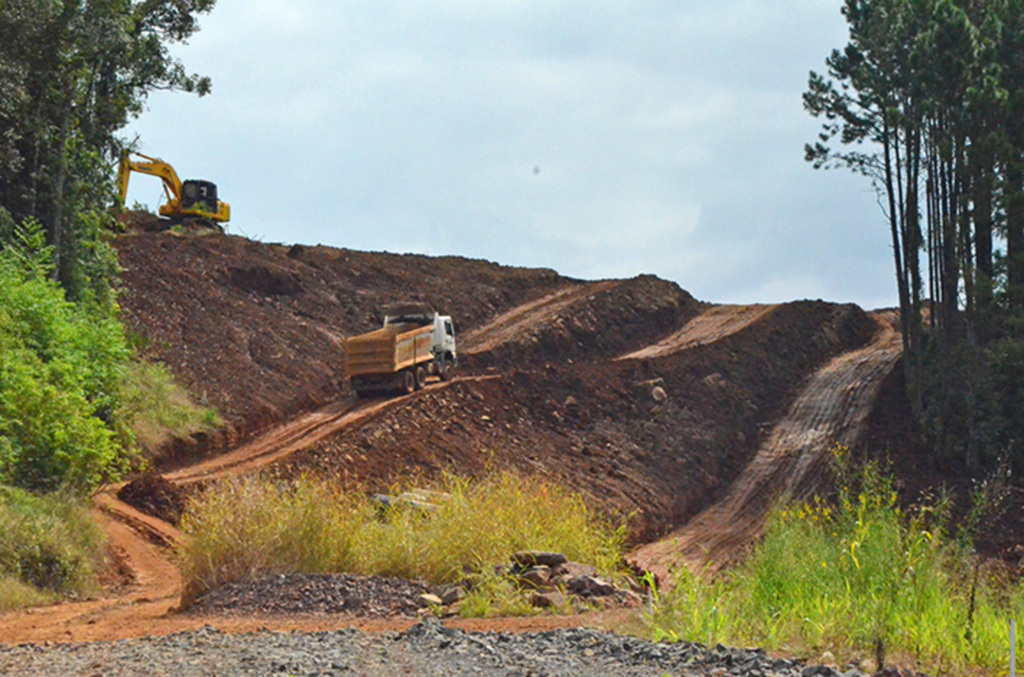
0;0;216;492
806;0;1024;470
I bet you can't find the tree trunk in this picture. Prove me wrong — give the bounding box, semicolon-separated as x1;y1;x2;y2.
1008;161;1024;316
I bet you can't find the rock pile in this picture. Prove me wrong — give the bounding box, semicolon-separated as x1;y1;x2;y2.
500;550;643;611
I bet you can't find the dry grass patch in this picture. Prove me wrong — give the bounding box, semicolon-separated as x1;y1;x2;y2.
178;471;627;613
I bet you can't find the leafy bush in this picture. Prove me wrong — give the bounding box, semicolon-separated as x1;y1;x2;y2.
0;486;105;608
0;222;133;491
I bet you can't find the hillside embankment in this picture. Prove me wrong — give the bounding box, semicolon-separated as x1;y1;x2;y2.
1;228;975;661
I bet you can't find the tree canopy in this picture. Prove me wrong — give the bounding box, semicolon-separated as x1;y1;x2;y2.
0;0;217;491
806;0;1024;469
0;0;216;299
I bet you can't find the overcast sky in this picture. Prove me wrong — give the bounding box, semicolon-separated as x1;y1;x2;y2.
124;0;896;309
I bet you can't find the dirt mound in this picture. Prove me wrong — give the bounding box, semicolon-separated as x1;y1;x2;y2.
117;473;188;525
463;274;701;368
114;232;568;462
188;573;433;617
279;300;876;541
630;311;902;581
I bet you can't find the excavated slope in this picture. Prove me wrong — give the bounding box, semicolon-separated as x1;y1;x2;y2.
116;230;896;551
629;311;902;581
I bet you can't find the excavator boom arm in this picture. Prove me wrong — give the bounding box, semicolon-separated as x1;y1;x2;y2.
117;151;184;206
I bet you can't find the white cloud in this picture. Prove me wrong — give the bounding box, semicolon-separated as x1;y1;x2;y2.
126;0;896;308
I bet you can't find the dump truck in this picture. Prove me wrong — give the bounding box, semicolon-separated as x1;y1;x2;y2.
344;304;457;397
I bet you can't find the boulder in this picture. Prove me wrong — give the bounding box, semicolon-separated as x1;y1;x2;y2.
567;575;616;597
518;565;553;590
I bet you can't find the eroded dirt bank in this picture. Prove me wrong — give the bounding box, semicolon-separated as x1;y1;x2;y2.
0;230;942;654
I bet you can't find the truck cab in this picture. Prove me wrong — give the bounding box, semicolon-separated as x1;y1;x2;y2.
382;304;458;370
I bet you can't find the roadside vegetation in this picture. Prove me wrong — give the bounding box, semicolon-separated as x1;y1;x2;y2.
0;1;220;610
121;359;222;457
0;487;106;611
178;471;627;616
646;456;1021;675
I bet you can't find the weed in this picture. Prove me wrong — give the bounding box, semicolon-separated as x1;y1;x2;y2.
178;471;626;614
644;459;1023;674
0;486;105;609
120;359;222;456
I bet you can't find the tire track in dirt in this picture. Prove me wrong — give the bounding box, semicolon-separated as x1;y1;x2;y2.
462;281;621;355
615;304;778;361
166;376;496;485
628;311;902;585
0;377;504;644
0;502;182;644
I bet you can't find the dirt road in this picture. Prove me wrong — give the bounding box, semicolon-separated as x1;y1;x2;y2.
462;281;621;355
628;312;902;584
616;304;778;361
0;287;899;644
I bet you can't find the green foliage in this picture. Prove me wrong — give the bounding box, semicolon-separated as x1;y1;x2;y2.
120;359;222;456
0;221;133;492
0;486;106;609
0;0;216;296
645;461;1023;674
806;0;1024;470
178;472;627;615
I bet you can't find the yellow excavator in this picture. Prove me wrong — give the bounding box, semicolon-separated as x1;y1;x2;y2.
116;151;230;225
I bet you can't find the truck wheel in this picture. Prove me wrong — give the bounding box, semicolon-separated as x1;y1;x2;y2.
415;365;427;390
440;358;454;382
400;369;416;395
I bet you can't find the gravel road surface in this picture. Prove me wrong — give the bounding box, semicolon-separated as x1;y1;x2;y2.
0;617;874;676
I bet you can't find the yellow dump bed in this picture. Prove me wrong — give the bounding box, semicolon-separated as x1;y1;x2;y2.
344;323;434;376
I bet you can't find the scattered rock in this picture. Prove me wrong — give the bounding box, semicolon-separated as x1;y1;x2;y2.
438;585;465;606
530;590;565;609
186;573;433;618
0;617;882;676
418;593;443;607
510;551;567;568
567;575;617;597
518;566;552;590
552;561;597;579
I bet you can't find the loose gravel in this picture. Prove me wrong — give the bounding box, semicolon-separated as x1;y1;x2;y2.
187;573;433;617
0;617;887;676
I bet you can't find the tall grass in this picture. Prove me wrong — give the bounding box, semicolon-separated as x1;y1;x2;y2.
120;359;222;456
0;486;106;609
178;471;627;613
178;476;368;603
646;463;1023;674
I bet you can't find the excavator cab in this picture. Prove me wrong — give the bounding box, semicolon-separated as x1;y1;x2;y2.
181;180;219;213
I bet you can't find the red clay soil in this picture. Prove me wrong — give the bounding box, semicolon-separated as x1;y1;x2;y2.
629;311;903;584
114;232;565;461
9;230;975;646
278;300;877;542
114;233;696;466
